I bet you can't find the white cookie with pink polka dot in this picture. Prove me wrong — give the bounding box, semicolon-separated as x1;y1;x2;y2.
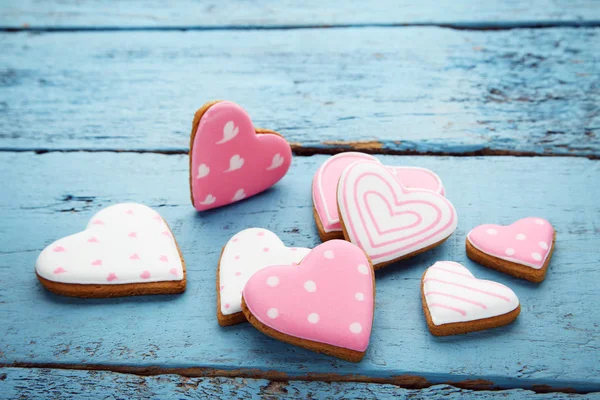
35;203;186;298
217;228;310;326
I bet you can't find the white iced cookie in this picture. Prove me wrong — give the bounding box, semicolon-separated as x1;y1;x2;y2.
35;203;185;298
217;228;310;326
422;261;520;336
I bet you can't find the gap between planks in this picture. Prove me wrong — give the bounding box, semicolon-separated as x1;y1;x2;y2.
2;20;600;33
0;363;585;395
0;147;598;160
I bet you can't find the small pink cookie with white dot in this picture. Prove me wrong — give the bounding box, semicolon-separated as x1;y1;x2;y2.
35;203;186;298
217;228;310;326
241;240;375;362
190;100;292;211
466;217;556;283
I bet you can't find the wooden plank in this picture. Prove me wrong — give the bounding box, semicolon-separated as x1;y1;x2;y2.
2;368;598;399
1;28;598;157
1;0;599;29
0;152;598;392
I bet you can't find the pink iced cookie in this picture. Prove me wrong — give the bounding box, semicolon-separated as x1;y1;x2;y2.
242;240;374;362
466;217;556;282
337;161;457;269
312;152;445;242
389;166;445;196
190;101;292;211
35;203;186;298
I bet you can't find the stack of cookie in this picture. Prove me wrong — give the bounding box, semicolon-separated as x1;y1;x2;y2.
33;101;556;363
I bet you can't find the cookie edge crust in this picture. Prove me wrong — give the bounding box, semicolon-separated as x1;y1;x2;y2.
312;204;345;242
241;299;367;363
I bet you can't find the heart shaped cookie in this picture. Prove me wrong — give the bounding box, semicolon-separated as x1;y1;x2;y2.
190;101;292;211
242;240;374;362
337;161;457;269
421;261;520;336
217;228;311;326
35;203;186;298
312;152;445;242
466;218;556;282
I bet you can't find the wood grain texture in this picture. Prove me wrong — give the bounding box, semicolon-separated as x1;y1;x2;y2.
0;27;598;156
1;0;599;29
0;153;598;392
2;368;599;400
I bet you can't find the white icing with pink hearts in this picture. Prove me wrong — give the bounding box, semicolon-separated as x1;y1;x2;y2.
467;218;555;269
423;261;519;325
219;228;310;316
35;203;184;285
312;152;445;234
337;161;457;266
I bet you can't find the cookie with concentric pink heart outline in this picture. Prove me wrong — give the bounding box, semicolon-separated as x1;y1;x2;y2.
312;152;446;242
337;161;457;270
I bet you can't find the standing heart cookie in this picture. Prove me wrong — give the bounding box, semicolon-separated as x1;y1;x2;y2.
217;228;311;326
242;240;375;362
312;152;445;242
189;101;292;211
35;203;186;298
421;261;520;336
466;217;556;282
337;161;457;269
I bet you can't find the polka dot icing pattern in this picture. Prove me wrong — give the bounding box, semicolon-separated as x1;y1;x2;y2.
312;153;445;234
337;161;457;266
467;218;555;269
243;240;374;352
191;101;292;211
35;203;184;284
423;261;520;325
219;228;310;316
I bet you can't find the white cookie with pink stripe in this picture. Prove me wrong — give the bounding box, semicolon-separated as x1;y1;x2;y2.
35;203;186;298
422;261;520;336
466;217;556;282
217;228;310;326
337;161;457;269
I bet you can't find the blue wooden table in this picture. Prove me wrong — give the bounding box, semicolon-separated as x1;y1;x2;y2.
1;1;599;398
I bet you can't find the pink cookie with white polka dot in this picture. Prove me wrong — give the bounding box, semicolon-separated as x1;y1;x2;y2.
241;240;375;362
466;217;556;283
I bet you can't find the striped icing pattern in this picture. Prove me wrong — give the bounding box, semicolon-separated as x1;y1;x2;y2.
423;261;519;326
